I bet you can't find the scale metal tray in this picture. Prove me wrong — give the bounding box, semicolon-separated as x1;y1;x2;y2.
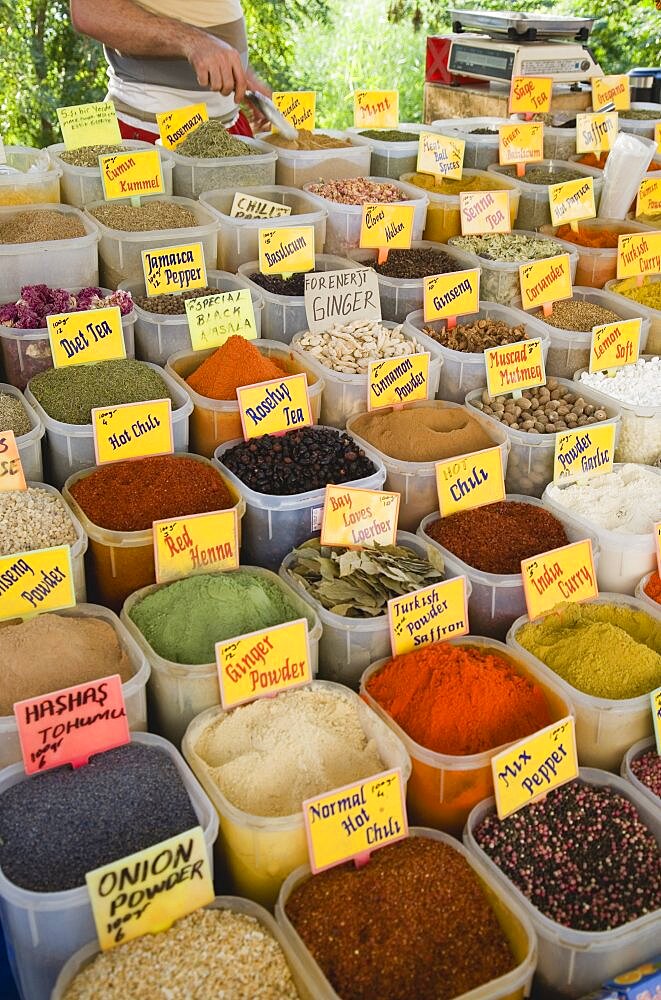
449;9;595;41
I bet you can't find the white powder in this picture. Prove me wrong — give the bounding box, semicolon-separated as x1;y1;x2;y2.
579;357;661;408
545;464;660;534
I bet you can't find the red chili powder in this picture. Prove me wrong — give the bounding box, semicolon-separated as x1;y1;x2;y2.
644;571;661;605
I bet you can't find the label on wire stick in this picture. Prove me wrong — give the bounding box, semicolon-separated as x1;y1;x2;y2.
388;576;469;656
423;269;480;322
185;289;257;350
589;318;641;372
156;102;208;149
92;399;173;465
368;353;430;409
652;686;661;755
492;717;579;820
435;446;505;517
47;307;126;368
99;149;164;201
272;91;316;130
57;101;121;149
154;509;239;584
553;423;616;483
484;338;545;396
0;431;26;493
508;76;552;115
416;132;464;179
617;232;661;279
359;204;414;251
518;254;573;311
460;191;510;235
498;122;544;165
575;112;618;153
521;538;598;621
304;268;381;334
141;242;207;296
0;545;75;622
321;485;399;549
216;618;311;710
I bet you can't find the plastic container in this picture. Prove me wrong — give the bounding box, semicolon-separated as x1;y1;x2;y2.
621;737;660;811
52;895;320;1000
418;499;600;641
199;185;327;272
431;118;510;171
84;196;218;288
258;130;371;187
487;160;604;231
346;399;510;531
361;638;572;835
276;826;538;1000
605;274;661;354
399;168;521;244
213;430;386;570
465;379;622;498
636;570;661;615
345;124;427;178
539;218;653;288
0;382;44;480
0;730;217;1000
118;270;262;366
302;176;428;255
541;464;661;594
619;102;661;140
166;339;325;458
279;530;469;689
0;204;99;303
0;288;137;391
237;254;363;344
121;567;322;747
25;361;192;489
403;303;550;404
182;681;411;907
161;135;276;199
0;146;61;206
47;140;174;208
507;595;659;769
464;769;661;997
63;454;245;612
0;602;149;769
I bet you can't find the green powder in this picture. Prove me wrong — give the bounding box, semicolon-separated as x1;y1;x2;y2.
29;359;173;425
358;129;419;142
129;571;303;664
176;120;258;159
516;602;661;699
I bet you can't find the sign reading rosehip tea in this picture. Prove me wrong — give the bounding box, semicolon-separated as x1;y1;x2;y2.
589;317;641;372
216;618;311;710
229;193;292;220
651;685;661;755
141;243;208;296
508;76;552;115
86;827;214;950
636;178;661;219
521;538;598;621
388;576;469;656
553;424;616;483
460;190;511;235
592;74;630;112
423;269;480;323
156;102;208;150
548;177;596;227
273;91;316;131
0;431;26;493
100;149;164;201
0;545;75;622
15;675;129;775
321;485;400;549
518;254;573;311
435;446;505;517
47;307;126;368
258;225;315;275
575;112;618;153
484;338;545;397
353;90;399;129
368;353;430;410
92;399;174;465
417;132;464;179
57;101;121;149
185;289;257;351
153;509;239;584
498;122;544;166
359;204;414;253
492;716;578;820
617;232;661;279
304;268;381;335
303;769;407;873
237;373;312;439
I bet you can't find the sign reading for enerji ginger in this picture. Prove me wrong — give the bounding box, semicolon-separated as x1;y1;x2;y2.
100;149;164;200
492;717;578;819
575;112;618;153
521;538;598;621
216;618;311;710
460;191;511;235
273;91;316;130
417;132;464;179
258;226;315;274
304;268;381;335
141;243;208;296
57;101;121;149
436;446;505;517
498;123;544;165
321;485;400;549
388;576;469;656
617;232;661;279
47;307;126;368
353;90;399;129
519;254;573;311
154;509;239;584
423;269;480;322
156;103;208;150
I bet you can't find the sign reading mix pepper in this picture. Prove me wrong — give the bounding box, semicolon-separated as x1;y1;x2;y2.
492;716;579;819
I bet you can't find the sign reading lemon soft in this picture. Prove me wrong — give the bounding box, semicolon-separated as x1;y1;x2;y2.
508;76;552;115
417;132;464;179
460;190;511;235
47;307;126;368
553;423;616;483
353;91;399;129
368;353;430;410
185;289;257;351
92;399;173;465
57;101;121;150
575;112;618;153
99;149;164;201
141;242;208;297
258;226;315;275
273;91;316;131
321;485;400;549
156;103;208;150
423;269;480;323
216;618;311;710
153;509;239;584
492;717;579;819
589;317;641;372
388;576;469;656
0;545;75;622
436;446;505;517
521;538;598;621
485;338;545;396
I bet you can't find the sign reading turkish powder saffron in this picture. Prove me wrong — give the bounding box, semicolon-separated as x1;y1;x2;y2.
388;576;469;656
521;539;598;621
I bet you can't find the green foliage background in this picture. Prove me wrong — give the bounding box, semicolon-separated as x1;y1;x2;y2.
0;0;659;146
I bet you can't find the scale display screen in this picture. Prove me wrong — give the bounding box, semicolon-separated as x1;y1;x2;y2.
449;43;515;80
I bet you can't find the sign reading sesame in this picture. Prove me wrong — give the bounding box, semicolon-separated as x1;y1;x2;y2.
216;618;311;710
553;423;616;483
484;338;546;397
417;132;464;179
0;431;26;493
156;102;208;150
617;232;661;279
185;289;257;351
548;176;596;227
0;545;75;622
508;76;552;116
652;686;661;755
388;576;469;656
153;509;239;584
237;373;312;439
92;399;174;465
498;122;544;166
589;318;641;372
229;193;292;220
592;75;630;112
423;269;480;322
353;90;399;129
141;243;208;296
575;112;618;153
359;204;414;253
518;254;573;311
99;149;164;201
368;353;430;410
492;717;579;819
57;101;121;150
321;485;400;549
272;91;316;131
304;268;381;335
47;307;126;368
636;178;661;219
435;446;505;517
521;538;598;621
258;226;315;275
460;190;511;235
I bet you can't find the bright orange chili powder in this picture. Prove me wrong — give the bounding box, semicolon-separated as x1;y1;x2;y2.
555;224;620;248
186;335;287;400
645;571;661;605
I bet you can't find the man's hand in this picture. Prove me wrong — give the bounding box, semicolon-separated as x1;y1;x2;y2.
183;32;247;102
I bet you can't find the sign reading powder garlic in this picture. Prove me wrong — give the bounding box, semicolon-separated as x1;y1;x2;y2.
435;446;505;518
92;399;174;465
617;232;661;279
47;306;126;368
353;90;399;129
273;91;316;131
0;431;26;493
388;576;469;656
216;618;311;710
153;509;239;584
156;102;208;150
0;545;75;622
553;423;616;484
416;132;464;180
229;193;292;220
304;268;381;335
575;112;618;153
521;538;598;621
321;484;400;549
518;254;573;314
99;149;164;201
492;716;578;820
141;242;208;296
258;225;315;275
237;373;312;439
57;100;121;149
185;289;257;351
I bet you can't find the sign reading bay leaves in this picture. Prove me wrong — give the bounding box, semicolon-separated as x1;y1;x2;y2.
575;112;618;153
548;176;596;227
423;268;480;323
518;254;573;311
258;225;315;275
436;446;505;517
0;431;26;493
304;268;381;335
368;353;430;410
417;132;464;179
47;306;126;368
460;190;511;235
617;231;661;279
273;91;316;131
185;289;257;351
353;90;399;129
508;76;552;115
153;508;239;584
141;242;207;296
589;317;641;372
553;423;616;483
321;485;400;549
359;204;414;252
100;149;164;201
57;101;121;150
592;74;630;112
388;576;469;657
0;545;75;622
237;373;312;439
521;538;598;621
636;178;661;219
485;338;545;397
498;122;544;166
92;399;174;465
156;102;208;150
492;716;578;820
229;193;292;220
216;618;311;710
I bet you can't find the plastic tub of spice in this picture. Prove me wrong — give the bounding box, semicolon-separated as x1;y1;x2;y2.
619;102;661;139
166;338;325;457
63;453;246;611
84;196;218;288
0;204;99;303
539;218;653;289
636;570;661;614
0;382;44;481
0;602;149;769
361;638;572;835
0;731;218;1000
163;134;277;199
507;594;661;769
345;124;428;178
431;118;511;171
621;738;661;812
121;568;323;746
214;427;386;570
346;400;510;531
403;303;550;404
465;769;661;998
487;160;603;230
118;271;263;366
182;681;411;906
199;185;328;272
605;275;661;354
258;129;371;187
466;378;622;498
47;139;174;208
0;146;61;206
277;827;537;1000
399;168;521;245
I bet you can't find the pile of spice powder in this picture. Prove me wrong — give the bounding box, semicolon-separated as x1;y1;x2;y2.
475;781;661;931
372;247;459;279
285;837;516;1000
186;335;286;400
406;172;507;195
134;285;219;314
358;129;419;142
554;223;620;248
0;209;86;244
534;297;620;331
264;129;352;150
349;406;494;462
0;487;77;554
306;178;405;205
366;642;552;754
59;144;127;167
29;359;173;424
515;601;661;699
68;455;234;531
89;200;197;232
247;270;317;296
645;571;661;605
630;747;661;799
0;743;198;891
0;393;31;437
176;119;257;158
609;278;661;310
422;316;527;352
424;502;568;575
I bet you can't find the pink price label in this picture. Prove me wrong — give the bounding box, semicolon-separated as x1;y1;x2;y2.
14;674;130;774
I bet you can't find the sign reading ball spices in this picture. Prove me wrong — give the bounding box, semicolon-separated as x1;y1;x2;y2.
141;242;208;297
0;431;26;493
215;617;312;710
521;538;598;621
47;307;126;369
321;484;400;549
258;225;315;276
492;716;579;820
153;508;240;584
353;90;399;129
387;576;469;657
57;100;122;150
589;317;641;373
156;102;208;150
185;289;258;351
435;446;505;518
416;132;464;180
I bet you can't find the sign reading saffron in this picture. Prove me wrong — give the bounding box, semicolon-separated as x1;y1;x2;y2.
575;112;618;153
321;485;400;549
153;509;239;584
156;103;208;150
518;254;573;310
388;576;469;656
237;373;312;439
492;717;578;819
368;353;430;409
359;204;414;251
617;232;661;279
99;149;164;201
258;226;315;275
0;545;75;622
141;242;207;296
484;338;546;396
589;318;641;372
521;538;598;621
423;268;480;322
216;618;311;710
435;446;505;517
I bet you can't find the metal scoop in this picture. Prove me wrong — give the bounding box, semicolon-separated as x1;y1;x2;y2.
245;90;298;140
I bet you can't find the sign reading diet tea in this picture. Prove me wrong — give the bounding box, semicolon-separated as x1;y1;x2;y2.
388;576;469;657
303;769;407;873
492;717;578;820
592;74;630;112
87;827;214;950
617;231;661;279
273;91;316;131
508;76;552;115
100;149;164;201
417;132;464;179
575;112;618;153
47;307;126;368
636;178;661;219
229;192;292;220
258;226;315;275
141;243;208;296
237;373;312;439
304;268;381;335
548;176;596;227
353;90;399;129
498;122;544;166
359;204;414;252
589;317;641;372
154;509;239;584
156;102;208;150
460;190;511;235
0;545;75;622
57;101;121;149
521;538;598;621
185;289;257;351
15;675;129;775
0;431;26;493
436;446;505;517
321;485;400;549
519;254;573;311
216;618;311;710
368;354;430;409
553;424;616;483
92;399;174;466
485;338;545;397
423;269;480;323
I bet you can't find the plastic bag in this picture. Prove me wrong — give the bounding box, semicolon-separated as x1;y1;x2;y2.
598;131;657;219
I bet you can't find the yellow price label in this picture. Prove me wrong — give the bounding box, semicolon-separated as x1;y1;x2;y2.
553;423;616;483
549;176;596;227
0;545;75;622
47;307;126;369
590;317;641;372
417;132;464;179
575;112;618;153
273;91;316;131
436;446;505;517
492;717;579;820
498;122;544;165
321;485;400;549
423;268;480;322
521;539;598;621
57;101;121;150
86;827;214;951
460;190;511;235
100;149;164;201
617;231;661;279
237;373;312;439
388;576;469;656
485;338;545;397
652;686;661;755
592;75;630;111
353;90;399;129
636;178;661;218
509;76;552;115
229;193;292;220
655;122;661;156
519;254;573;311
368;353;430;410
141;242;207;297
156;103;208;150
153;509;239;584
359;204;414;251
216;618;311;710
0;431;26;493
303;769;408;873
185;289;257;351
655;520;661;575
258;226;315;275
92;399;173;466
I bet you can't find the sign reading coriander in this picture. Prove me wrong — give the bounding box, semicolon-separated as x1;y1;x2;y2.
518;254;573;311
0;431;26;493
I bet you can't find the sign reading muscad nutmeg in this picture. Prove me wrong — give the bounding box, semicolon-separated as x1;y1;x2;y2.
99;149;164;201
575;112;618;153
321;485;400;549
258;226;315;275
617;232;661;279
237;373;312;439
304;268;381;335
484;338;546;397
141;243;208;296
521;538;598;621
156;102;208;150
